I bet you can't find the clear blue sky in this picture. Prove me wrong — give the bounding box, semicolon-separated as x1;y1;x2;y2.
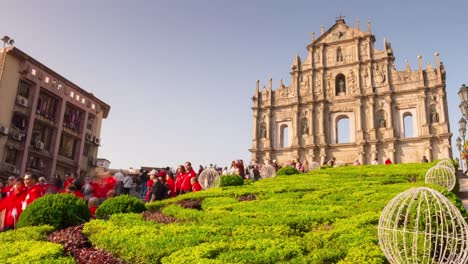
1;1;467;169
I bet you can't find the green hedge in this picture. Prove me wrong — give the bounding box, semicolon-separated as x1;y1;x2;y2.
83;162;466;263
95;195;146;219
0;226;75;263
219;174;244;187
276;166;300;175
17;194;90;230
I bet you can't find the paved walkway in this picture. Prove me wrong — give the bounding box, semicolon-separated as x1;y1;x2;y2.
457;171;468;211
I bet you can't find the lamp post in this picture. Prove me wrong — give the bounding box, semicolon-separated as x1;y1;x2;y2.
456;137;463;172
458;84;468;173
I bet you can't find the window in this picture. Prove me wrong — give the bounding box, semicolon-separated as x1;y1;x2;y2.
280;124;289;148
335;74;346;95
28;155;47;171
87;115;95;130
31;121;54;151
5;147;18;165
11;112;28;131
31;68;36;76
36;91;59;121
63;104;84;132
59;133;78;160
17;80;32;97
45;77;49;83
336;116;350;143
70;91;74;98
403;113;414;138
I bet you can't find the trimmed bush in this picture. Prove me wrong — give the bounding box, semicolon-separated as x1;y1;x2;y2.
17;194;90;230
276;166;300;176
95;195;146;219
219;175;244;187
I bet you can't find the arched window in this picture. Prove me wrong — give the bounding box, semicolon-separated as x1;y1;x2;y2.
335;74;346;95
403;113;413;138
336;47;344;62
336;116;350;143
280;124;289;148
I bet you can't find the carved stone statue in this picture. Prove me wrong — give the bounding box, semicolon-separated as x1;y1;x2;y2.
302;122;309;135
339;79;345;93
379;117;386;128
260;125;267;139
431;111;439;123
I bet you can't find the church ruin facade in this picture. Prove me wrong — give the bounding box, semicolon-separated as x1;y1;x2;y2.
250;18;452;165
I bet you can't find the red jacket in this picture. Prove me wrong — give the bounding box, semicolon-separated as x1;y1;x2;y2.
166;178;176;197
145;180;154;202
64;178;75;190
1;185;14;197
22;184;43;210
89;206;98;219
192;182;202;192
181;170;196;191
175;172;184;193
0;186;26;229
385;159;392;165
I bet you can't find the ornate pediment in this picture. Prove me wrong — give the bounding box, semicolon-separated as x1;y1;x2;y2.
313;20;367;46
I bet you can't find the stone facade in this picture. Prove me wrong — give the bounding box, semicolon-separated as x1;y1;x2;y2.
250;19;452;165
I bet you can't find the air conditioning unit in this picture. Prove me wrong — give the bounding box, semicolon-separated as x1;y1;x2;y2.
16;96;29;107
94;137;100;145
0;125;8;135
85;133;93;142
2;163;18;174
10;131;25;142
35;141;45;150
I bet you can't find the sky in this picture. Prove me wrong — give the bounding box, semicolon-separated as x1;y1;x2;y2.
1;0;468;169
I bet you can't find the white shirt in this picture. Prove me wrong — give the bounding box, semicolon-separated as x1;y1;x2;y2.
123;175;133;188
114;171;125;182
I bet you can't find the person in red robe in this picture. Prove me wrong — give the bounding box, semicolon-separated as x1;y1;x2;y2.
180;162;197;194
145;170;156;202
174;165;186;195
166;173;176;198
0;181;26;230
1;176;16;198
63;173;75;190
385;158;392;165
88;197;99;219
191;177;202;192
63;184;84;200
22;173;44;211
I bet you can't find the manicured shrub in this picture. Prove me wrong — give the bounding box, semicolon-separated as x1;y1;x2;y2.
95;195;146;219
17;194;90;230
0;225;54;242
219;175;244;187
276;166;300;176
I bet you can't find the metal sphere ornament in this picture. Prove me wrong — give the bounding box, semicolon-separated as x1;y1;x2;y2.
198;168;220;189
378;187;468;264
437;159;455;174
309;162;320;171
260;165;276;179
425;165;456;191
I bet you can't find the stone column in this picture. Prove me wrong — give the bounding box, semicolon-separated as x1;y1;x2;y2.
252;111;258;149
356;100;364;141
384;96;394;138
266;110;273;149
76;111;89;176
19;82;41;176
318;103;326;144
292;107;300;147
50;98;67;177
368;97;376;140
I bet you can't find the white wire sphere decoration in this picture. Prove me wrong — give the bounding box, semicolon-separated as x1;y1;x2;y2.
260;165;276;179
309;162;320;171
425;165;456;191
437;159;455;174
378;187;468;264
198;168;220;190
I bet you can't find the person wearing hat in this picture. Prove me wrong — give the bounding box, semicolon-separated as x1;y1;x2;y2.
145;169;157;201
1;176;16;198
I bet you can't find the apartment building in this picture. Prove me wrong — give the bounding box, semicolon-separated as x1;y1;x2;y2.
0;46;110;180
